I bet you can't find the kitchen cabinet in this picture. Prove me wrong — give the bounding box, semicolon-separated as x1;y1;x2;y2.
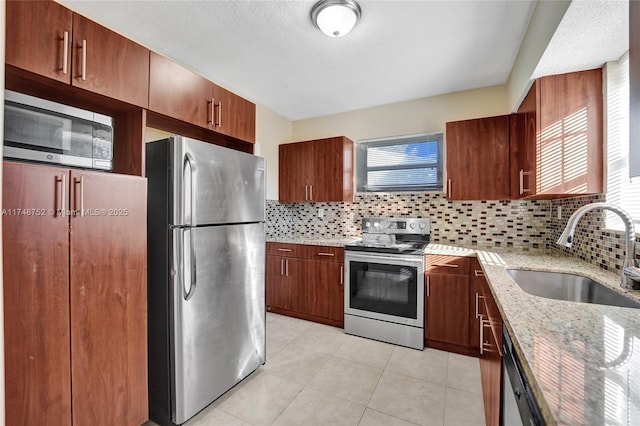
471;258;503;426
212;83;257;143
445;115;511;200
149;52;256;143
308;246;345;324
5;0;73;84
266;243;345;327
6;0;150;108
424;255;470;348
279;136;354;202
3;161;148;425
469;266;485;352
513;69;603;198
71;14;150;108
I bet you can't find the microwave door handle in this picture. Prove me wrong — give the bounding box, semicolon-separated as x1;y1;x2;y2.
183;153;196;226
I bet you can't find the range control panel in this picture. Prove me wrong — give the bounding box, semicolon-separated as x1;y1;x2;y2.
361;218;430;235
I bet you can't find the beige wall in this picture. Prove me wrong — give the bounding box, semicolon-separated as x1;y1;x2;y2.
255;104;293;200
258;84;510;200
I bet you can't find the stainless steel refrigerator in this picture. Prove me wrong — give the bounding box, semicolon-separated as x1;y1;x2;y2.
146;136;266;426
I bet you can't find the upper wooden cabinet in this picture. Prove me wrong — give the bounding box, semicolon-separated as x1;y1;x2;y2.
149;52;256;143
446;115;511;200
71;14;150;108
148;52;213;128
513;69;603;198
6;0;150;108
5;0;73;84
279;136;354;202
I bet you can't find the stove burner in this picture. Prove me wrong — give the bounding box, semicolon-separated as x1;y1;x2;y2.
344;217;431;255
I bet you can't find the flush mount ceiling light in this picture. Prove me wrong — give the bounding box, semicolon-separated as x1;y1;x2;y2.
311;0;362;38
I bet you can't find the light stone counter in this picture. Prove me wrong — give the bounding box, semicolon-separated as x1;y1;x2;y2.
267;236;359;247
428;244;640;425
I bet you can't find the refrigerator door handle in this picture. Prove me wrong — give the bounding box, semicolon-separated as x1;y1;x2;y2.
183;152;197;226
184;229;197;301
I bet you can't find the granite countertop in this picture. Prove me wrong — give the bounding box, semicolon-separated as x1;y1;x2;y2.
427;244;640;426
267;236;360;247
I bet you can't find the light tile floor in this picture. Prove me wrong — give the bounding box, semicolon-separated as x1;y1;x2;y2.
157;313;486;426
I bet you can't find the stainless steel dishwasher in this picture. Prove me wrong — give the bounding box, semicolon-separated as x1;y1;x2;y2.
501;324;545;426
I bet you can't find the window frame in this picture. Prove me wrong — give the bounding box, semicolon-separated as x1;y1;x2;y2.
356;132;444;193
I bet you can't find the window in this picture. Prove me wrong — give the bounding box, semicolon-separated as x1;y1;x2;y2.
356;133;443;192
605;51;640;230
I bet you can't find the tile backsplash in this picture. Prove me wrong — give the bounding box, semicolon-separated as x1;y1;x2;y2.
267;192;637;274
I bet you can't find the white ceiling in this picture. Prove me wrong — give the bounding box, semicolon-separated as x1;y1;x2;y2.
57;0;628;122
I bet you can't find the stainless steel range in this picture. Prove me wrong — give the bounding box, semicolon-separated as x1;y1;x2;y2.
344;218;430;350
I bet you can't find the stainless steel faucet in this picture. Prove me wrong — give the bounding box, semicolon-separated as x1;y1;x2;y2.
556;202;640;289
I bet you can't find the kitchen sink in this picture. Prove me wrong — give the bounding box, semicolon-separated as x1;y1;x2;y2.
507;269;640;309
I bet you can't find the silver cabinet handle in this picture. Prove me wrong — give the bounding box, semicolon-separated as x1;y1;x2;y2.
277;248;293;252
426;275;430;297
474;269;484;277
55;174;66;218
183;153;196;226
62;31;69;75
73;176;84;216
340;265;344;285
207;98;214;124
317;252;335;257
309;185;313;200
447;179;452;198
81;39;87;81
305;185;309;201
280;258;285;276
480;318;494;354
519;169;531;195
285;259;289;276
432;263;459;268
475;293;485;319
216;101;222;127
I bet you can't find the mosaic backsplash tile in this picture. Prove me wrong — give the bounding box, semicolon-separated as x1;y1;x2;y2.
267;192;638;274
267;193;551;251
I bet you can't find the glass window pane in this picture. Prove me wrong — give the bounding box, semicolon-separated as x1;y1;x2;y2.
367;141;439;167
367;167;438;188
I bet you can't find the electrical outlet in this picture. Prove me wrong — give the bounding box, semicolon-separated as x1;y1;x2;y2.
557;206;562;220
318;208;324;218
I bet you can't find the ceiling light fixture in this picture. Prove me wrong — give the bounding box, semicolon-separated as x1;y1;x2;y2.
311;0;362;38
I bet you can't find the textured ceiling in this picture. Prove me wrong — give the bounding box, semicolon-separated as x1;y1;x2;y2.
59;0;536;121
534;0;628;78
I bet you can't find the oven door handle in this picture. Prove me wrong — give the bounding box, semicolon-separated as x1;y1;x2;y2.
345;254;424;265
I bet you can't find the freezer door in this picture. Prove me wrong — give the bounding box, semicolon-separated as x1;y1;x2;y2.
170;136;265;226
170;223;266;425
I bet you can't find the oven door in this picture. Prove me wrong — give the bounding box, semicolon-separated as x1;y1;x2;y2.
344;251;424;327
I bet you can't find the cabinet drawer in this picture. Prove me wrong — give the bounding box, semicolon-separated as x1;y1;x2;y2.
425;255;470;275
307;246;344;263
266;242;308;258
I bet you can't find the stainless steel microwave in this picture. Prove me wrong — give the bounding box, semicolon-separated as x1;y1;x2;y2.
3;90;113;170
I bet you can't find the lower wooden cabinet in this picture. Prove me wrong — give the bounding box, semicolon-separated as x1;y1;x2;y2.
266;242;344;327
3;161;148;425
425;270;470;346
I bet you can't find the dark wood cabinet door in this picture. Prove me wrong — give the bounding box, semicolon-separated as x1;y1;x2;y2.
425;273;470;346
3;162;72;426
311;137;353;202
309;261;344;322
469;265;485;352
446;115;510;200
537;69;603;195
286;258;309;313
279;142;314;202
511;81;538;198
266;255;288;310
69;170;148;426
213;84;256;143
71;14;150;107
480;348;502;426
149;52;214;129
5;0;72;83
